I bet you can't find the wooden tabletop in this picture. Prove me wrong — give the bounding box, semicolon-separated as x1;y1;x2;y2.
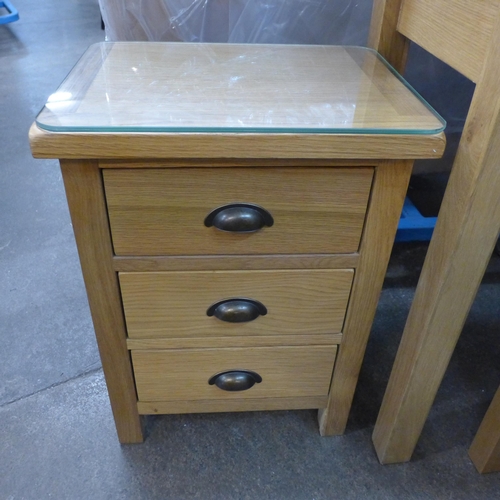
31;42;446;159
36;42;444;134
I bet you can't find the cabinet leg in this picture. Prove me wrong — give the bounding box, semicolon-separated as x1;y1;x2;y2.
319;161;413;436
61;160;143;443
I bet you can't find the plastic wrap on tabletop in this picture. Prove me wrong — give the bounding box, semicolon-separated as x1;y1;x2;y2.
98;0;368;46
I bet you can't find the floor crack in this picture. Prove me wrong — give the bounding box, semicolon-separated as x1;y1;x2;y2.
0;366;103;408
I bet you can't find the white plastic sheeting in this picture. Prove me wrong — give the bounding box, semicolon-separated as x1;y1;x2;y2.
98;0;371;46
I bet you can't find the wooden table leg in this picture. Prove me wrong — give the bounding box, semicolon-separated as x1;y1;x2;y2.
372;27;500;460
469;384;500;473
61;160;143;444
319;160;412;435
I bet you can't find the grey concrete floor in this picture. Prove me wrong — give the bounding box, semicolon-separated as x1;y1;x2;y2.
1;1;500;498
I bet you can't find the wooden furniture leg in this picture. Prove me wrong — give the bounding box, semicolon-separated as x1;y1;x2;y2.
469;384;500;473
372;14;500;462
319;160;412;435
61;160;143;443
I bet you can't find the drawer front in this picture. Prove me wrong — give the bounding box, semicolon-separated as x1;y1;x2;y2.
132;345;337;401
103;167;373;256
120;269;353;338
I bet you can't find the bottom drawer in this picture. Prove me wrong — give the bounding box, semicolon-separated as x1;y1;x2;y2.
132;345;337;402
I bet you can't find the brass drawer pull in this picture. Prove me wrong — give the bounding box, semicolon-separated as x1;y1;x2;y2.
208;370;263;391
206;298;267;323
204;203;274;233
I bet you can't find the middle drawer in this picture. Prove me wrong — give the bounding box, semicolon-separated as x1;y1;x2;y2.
120;269;353;338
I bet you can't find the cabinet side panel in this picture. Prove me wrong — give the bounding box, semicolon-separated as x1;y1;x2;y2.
319;160;413;435
60;159;143;443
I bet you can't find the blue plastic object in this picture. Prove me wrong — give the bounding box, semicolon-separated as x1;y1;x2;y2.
0;0;19;24
396;197;437;242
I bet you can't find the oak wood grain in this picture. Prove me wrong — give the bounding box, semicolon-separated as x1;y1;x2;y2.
113;254;359;272
27;25;451;445
368;0;409;73
398;0;499;82
104;167;373;256
120;269;353;338
469;384;500;473
126;334;342;350
132;345;337;402
318;160;413;436
138;396;328;415
373;7;500;464
60;159;143;443
99;158;381;169
29;124;446;160
37;44;443;134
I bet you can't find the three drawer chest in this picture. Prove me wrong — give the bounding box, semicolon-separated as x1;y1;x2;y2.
30;42;445;443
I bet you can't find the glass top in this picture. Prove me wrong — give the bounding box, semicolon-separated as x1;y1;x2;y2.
36;42;445;134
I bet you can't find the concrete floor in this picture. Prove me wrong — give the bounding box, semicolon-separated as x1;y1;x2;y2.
1;1;500;498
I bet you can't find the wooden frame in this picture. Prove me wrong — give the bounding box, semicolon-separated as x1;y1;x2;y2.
31;40;444;444
60;160;143;443
319;160;412;435
370;0;500;464
57;154;413;442
29;125;445;161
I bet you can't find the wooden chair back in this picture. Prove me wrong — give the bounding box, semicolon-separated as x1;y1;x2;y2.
369;0;500;81
370;0;500;464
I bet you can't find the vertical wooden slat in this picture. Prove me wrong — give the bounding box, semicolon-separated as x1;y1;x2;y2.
367;0;409;73
373;9;500;464
61;159;143;443
318;160;413;435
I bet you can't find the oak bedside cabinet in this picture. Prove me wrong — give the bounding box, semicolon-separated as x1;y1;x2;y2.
29;42;445;443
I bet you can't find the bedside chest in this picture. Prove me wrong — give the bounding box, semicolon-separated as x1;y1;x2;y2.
30;42;445;443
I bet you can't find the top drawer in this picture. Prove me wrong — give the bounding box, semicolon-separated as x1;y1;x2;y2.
103;167;373;256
